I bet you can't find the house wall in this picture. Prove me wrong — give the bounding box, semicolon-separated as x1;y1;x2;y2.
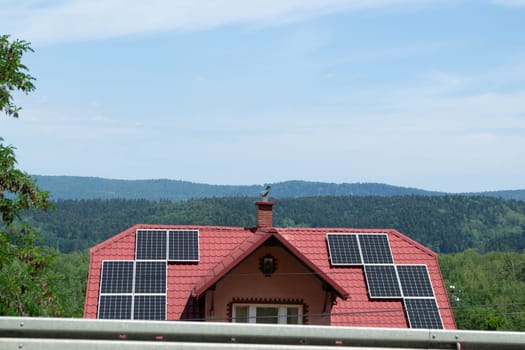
204;244;333;325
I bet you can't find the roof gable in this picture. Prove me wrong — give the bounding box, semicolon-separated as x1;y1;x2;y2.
192;229;349;300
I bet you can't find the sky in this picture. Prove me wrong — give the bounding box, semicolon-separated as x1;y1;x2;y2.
1;0;524;193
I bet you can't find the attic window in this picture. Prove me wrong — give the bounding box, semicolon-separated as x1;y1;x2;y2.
263;257;274;274
259;254;277;276
232;304;302;324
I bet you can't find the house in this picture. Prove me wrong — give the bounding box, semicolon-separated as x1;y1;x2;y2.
84;200;456;329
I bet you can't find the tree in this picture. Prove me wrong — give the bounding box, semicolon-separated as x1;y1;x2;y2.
0;35;59;316
1;35;35;118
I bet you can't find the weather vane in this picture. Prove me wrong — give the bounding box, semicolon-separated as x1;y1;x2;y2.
260;185;271;202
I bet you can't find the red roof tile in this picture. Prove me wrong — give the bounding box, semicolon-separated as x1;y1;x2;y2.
85;224;456;329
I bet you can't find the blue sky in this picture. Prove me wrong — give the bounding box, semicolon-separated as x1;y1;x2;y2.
1;0;524;192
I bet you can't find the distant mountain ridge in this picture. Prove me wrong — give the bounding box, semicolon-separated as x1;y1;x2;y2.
32;175;525;201
471;189;525;202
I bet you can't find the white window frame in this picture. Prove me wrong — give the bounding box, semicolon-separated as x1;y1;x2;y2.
232;303;303;324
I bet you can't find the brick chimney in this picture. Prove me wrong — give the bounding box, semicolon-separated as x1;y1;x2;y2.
256;201;274;228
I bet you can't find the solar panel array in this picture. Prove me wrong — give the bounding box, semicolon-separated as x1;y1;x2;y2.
136;229;199;262
326;233;443;329
98;260;167;320
99;229;200;320
326;233;393;265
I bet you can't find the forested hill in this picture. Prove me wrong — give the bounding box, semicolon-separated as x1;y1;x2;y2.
32;175;442;200
25;195;525;254
471;189;525;202
32;175;525;201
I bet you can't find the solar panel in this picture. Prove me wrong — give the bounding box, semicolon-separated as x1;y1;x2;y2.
397;265;434;297
359;234;393;264
404;298;443;329
100;261;134;294
136;230;167;260
99;260;167;320
98;295;132;319
168;230;199;261
134;261;166;294
133;295;166;320
364;265;402;298
326;234;362;265
98;228;202;320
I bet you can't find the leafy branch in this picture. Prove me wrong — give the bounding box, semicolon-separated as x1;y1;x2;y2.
0;34;36;118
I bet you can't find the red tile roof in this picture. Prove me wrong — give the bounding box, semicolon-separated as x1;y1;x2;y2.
84;224;456;329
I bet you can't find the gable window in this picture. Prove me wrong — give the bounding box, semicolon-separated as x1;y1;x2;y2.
232;304;302;324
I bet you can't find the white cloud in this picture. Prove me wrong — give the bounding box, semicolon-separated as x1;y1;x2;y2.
1;0;434;45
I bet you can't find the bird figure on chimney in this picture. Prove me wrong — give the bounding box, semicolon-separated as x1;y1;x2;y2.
260;185;271;202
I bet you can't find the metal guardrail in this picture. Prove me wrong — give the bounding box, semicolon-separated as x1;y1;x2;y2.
0;317;524;349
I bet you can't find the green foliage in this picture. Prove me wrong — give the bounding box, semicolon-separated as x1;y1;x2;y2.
25;198;255;252
24;195;525;254
0;223;59;316
0;35;59;316
440;250;525;330
472;189;525;202
0;35;35;118
49;251;89;317
1;142;50;224
0;142;57;315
